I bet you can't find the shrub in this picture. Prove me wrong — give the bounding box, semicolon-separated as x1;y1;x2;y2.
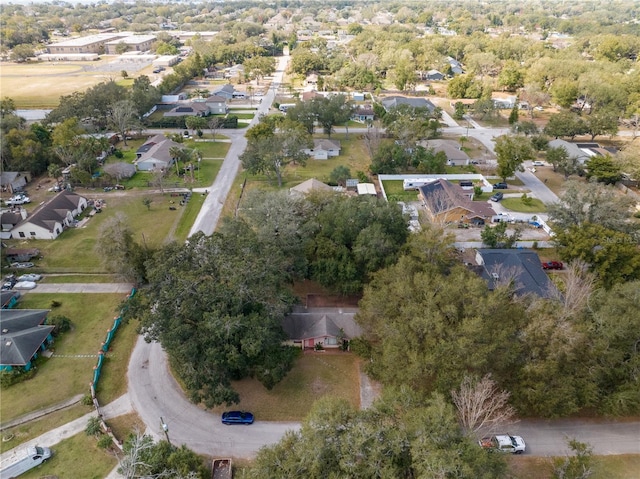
50;300;62;308
85;416;102;437
97;435;115;450
113;149;124;159
48;314;72;336
0;369;36;388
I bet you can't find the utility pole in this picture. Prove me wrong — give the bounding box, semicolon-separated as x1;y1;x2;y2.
160;417;172;447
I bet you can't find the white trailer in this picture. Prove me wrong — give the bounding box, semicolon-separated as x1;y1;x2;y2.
0;446;52;478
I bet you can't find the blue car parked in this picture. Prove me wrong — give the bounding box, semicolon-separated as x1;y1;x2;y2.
221;411;254;425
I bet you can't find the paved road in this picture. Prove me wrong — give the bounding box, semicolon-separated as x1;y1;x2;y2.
127;338;300;458
188;55;290;237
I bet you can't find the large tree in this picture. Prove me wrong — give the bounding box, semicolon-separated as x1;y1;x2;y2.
124;229;298;407
547;180;636;233
250;390;506;479
494;135;535;181
109;100;139;147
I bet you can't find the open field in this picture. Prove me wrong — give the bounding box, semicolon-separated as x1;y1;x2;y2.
501;197;547;213
0;59;150;108
208;352;361;421
105;411;145;444
18;432;117;479
0;294;127;422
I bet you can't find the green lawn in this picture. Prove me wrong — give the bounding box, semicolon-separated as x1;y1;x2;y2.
208;352;361;421
18;433;117;479
501;197;547;213
173;192;206;242
0;294;126;422
381;180;420;201
42;274;121;284
0;403;92;454
7;193;186;273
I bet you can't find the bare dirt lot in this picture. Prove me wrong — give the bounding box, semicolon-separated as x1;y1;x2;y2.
448;223;551;242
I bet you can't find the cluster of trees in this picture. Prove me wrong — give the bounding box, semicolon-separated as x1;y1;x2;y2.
250;390;507;479
355;230;640;418
112;191;408;405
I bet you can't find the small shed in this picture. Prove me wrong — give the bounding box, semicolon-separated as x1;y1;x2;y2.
357;183;377;196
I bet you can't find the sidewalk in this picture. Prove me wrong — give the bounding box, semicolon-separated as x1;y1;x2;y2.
0;394;132;466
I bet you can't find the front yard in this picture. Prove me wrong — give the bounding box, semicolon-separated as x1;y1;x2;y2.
208;351;361;421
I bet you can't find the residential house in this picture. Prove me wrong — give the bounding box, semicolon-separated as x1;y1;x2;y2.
213;84;235;100
381;96;437;113
447;56;464;75
10;190;88;240
0;171;30;194
417;139;470;166
301;91;322;102
134;134;181;172
352;106;374;123
205;95;227;114
224;64;244;80
475;249;559;299
547;139;596;165
418;179;494;224
492;94;517;109
424;69;445;81
164;102;209;117
282;307;362;350
0;210;28;240
290;178;334;197
0;309;54;371
304;139;341;160
1;291;20;310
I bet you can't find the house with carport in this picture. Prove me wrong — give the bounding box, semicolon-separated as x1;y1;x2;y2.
10;190;87;240
0;309;54;372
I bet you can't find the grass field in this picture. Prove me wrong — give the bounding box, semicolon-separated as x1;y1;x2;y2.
0;61;125;108
105;411;145;444
381;180;420;201
0;403;92;454
501;197;547;213
0;293;126;422
41;274;121;284
18;432;117;479
208;352;361;421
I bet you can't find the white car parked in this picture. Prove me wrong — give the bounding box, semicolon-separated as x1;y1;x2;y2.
13;281;37;290
18;274;42;282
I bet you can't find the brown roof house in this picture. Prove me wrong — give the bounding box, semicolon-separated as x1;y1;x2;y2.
289;178;333;197
282;307;362;350
0;309;54;371
418;179;494;225
11;190;87;240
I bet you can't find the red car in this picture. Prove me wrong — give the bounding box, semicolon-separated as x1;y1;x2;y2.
542;261;563;270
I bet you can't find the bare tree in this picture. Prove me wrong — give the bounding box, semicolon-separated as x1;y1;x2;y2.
555;260;596;319
109;99;140;147
117;431;168;479
551;439;594;479
363;123;382;159
488;263;524;291
451;374;517;436
208;116;223;142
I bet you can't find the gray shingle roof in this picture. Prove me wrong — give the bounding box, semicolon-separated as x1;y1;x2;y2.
381;96;436;112
476;249;559;298
0;309;53;367
15;190;86;232
282;309;362;341
419;179;494;218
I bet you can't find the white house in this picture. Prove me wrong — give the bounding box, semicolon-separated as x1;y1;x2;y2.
10;190;87;240
134;134;181;171
304;139;341;160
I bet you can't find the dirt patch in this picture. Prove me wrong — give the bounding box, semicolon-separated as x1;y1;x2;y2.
310;377;329;395
292;279;361;307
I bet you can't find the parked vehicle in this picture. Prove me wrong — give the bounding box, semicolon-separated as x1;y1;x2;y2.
221;411;254;425
542;261;564;270
11;262;34;269
532;161;545;166
13;281;37;290
479;435;526;454
490;192;504;202
0;445;52;478
5;194;31;206
493;182;508;189
17;274;42;282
